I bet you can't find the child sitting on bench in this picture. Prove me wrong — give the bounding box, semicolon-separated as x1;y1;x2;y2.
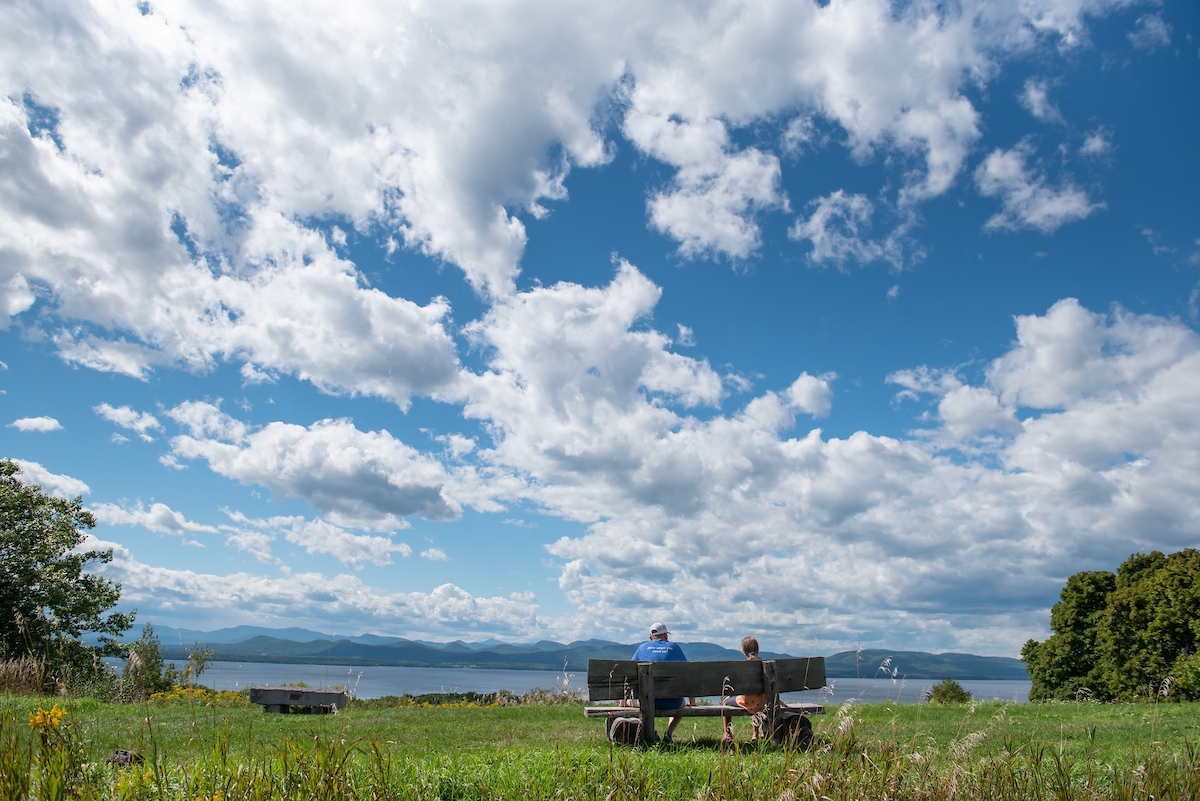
721;636;768;743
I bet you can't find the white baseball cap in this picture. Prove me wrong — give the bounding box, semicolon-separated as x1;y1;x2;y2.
649;622;670;637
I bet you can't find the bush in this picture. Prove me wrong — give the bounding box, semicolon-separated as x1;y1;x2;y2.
148;686;248;707
928;677;971;705
353;690;522;709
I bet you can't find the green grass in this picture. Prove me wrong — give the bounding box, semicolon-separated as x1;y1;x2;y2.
3;693;1198;799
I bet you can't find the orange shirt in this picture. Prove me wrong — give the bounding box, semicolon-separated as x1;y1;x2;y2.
735;693;766;714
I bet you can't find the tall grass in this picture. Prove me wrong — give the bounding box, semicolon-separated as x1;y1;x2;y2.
0;657;47;695
1;696;1197;800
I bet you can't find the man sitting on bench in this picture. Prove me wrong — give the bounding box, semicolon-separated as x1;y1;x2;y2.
630;622;694;743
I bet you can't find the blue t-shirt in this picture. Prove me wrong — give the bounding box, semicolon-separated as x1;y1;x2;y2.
632;639;687;709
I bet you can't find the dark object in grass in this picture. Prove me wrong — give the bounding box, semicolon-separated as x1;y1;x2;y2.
106;749;143;766
928;677;972;705
770;711;814;748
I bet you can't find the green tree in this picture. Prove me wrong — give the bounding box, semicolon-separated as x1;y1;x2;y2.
122;623;176;699
182;642;215;686
1024;549;1200;701
1098;549;1200;700
0;460;133;679
1021;570;1115;700
118;625;215;700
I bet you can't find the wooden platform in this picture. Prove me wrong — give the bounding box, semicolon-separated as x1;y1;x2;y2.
249;687;349;714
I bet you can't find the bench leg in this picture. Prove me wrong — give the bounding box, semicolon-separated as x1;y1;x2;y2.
762;660;779;738
636;663;657;743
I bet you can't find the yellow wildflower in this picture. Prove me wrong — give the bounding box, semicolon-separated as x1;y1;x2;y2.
28;703;67;730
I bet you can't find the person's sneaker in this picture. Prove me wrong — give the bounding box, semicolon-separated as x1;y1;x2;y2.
720;732;733;744
661;733;673;744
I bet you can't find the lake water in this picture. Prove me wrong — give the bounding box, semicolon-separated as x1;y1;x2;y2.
195;661;1030;704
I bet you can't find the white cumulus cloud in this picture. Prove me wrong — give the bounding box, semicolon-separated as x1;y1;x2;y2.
787;373;834;418
217;512;283;566
1019;79;1064;124
9;416;62;432
0;0;1175;653
0;0;1135;381
975;143;1104;232
46;269;1200;654
789;191;894;267
1128;14;1171;51
457;287;1200;652
94;403;162;441
10;459;89;498
86;534;540;639
283;517;413;570
1080;127;1112;157
92;501;218;536
167;404;468;529
632;109;784;260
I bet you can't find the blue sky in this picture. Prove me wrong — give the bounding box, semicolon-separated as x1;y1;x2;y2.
1;0;1198;656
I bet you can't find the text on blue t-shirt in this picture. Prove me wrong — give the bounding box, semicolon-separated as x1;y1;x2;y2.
632;639;687;709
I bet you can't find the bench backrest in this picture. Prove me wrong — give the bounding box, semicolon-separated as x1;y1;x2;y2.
587;657;825;702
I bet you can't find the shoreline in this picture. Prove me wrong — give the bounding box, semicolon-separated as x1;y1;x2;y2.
183;660;1032;703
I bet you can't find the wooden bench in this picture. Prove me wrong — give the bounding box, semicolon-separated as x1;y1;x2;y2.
249;686;349;714
584;657;826;744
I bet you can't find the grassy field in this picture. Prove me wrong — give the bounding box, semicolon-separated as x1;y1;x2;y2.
2;692;1198;799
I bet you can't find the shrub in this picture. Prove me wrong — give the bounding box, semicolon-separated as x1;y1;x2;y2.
353;690;521;709
928;677;971;705
350;687;583;709
521;686;584;705
148;686;248;707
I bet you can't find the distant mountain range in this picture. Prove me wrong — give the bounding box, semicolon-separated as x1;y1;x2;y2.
150;625;1028;680
824;649;1029;681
